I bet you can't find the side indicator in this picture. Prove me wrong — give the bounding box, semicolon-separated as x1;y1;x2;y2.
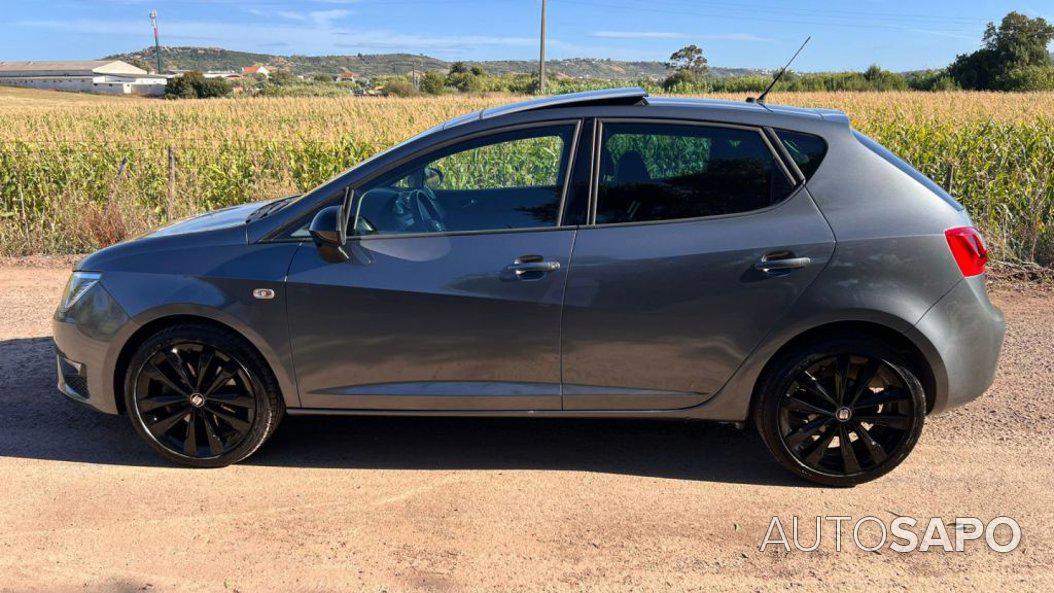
252;288;276;300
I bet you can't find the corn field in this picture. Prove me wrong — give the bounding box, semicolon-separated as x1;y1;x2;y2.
1;88;1053;266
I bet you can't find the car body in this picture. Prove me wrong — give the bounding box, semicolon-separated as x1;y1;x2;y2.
53;88;1004;484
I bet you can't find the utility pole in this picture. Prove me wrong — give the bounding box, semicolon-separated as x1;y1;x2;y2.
538;0;546;94
149;10;162;74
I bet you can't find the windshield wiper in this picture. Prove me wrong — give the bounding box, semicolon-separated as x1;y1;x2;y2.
245;195;297;223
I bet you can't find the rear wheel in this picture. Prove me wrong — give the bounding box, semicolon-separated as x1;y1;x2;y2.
754;337;925;486
124;324;283;467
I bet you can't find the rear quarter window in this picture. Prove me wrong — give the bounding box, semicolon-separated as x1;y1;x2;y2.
775;129;827;180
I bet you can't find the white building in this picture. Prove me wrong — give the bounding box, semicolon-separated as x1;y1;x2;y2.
0;60;168;96
203;70;241;79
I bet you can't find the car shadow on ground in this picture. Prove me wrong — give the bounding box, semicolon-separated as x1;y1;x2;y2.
0;337;802;486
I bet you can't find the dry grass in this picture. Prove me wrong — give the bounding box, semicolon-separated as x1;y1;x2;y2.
1;87;1053;263
0;85;150;108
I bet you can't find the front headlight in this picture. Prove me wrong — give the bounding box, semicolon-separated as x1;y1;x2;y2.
59;272;101;312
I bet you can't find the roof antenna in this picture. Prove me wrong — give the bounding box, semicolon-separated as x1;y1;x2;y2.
748;36;810;104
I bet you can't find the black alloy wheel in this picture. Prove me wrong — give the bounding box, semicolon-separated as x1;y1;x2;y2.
125;324;283;467
134;342;255;458
755;338;926;486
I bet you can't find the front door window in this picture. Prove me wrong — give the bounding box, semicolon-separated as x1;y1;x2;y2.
352;124;577;236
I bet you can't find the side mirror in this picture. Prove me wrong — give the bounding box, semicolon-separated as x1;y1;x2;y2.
309;188;353;263
423;166;444;189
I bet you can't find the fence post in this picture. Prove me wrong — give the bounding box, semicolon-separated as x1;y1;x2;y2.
943;162;955;192
167;145;176;219
108;156;128;204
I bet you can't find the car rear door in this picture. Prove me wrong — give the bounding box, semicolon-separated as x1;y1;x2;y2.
560;120;835;411
286;121;581;411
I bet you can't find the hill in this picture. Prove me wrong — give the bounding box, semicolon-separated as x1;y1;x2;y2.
104;46;769;80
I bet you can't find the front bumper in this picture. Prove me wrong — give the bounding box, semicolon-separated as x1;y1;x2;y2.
52;281;132;415
915;275;1005;413
55;350;91;404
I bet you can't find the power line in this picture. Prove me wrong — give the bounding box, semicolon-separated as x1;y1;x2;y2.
602;0;990;27
560;0;982;35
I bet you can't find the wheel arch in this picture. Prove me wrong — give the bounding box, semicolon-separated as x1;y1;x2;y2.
750;320;939;416
112;313;290;414
690;311;948;423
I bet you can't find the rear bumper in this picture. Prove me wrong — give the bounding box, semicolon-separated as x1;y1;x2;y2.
915;275;1005;413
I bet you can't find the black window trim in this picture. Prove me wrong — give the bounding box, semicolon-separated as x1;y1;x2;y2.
764;127;806;184
267;118;584;243
587;118;800;227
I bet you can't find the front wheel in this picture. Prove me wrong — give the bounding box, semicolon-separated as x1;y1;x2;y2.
124;324;283;467
754;338;926;486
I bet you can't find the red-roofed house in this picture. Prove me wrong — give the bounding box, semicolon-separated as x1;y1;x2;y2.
242;65;270;77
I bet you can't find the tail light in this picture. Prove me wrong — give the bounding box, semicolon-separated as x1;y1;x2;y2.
944;227;987;277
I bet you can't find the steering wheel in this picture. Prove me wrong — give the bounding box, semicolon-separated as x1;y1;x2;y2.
405;186;446;233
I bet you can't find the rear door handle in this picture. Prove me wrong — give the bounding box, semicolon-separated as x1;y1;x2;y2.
755;256;811;273
505;255;561;278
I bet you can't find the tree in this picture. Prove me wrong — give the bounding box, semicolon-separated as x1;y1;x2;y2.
380;77;419;97
164;71;232;99
269;69;297;86
448;61;470;74
982;12;1054;68
419;71;446;95
948;11;1054;90
446;69;485;92
861;64;908;90
663;44;709;90
662;69;704;92
665;44;709;77
197;77;233;98
163;73;198;99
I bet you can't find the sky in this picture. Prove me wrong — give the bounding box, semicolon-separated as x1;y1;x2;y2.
0;0;1051;72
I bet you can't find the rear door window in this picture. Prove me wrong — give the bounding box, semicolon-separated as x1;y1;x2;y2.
595;122;796;225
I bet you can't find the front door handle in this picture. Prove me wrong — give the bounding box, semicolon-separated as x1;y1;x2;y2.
505;255;561;278
755;255;811;274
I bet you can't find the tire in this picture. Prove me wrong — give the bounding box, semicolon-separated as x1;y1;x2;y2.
753;337;925;487
123;323;284;467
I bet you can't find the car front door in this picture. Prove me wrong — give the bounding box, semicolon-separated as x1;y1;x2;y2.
560;120;835;411
286;122;580;411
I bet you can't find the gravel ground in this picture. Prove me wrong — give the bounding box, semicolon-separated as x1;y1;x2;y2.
0;262;1051;593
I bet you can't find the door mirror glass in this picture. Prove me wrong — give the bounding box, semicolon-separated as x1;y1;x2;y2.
423;166;444;189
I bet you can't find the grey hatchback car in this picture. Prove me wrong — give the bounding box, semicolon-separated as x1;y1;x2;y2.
54;88;1004;485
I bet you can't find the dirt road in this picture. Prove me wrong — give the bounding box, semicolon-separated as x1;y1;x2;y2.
0;261;1051;592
